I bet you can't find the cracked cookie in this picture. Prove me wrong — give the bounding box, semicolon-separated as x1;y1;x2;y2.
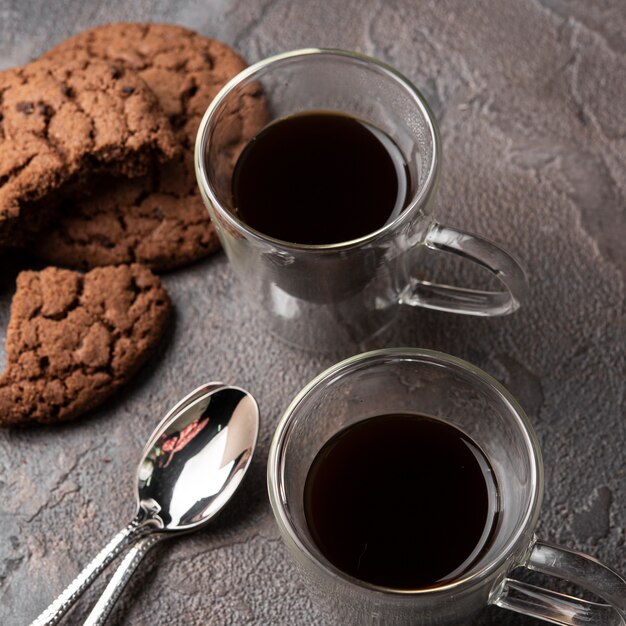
0;264;171;426
35;22;268;271
0;55;179;249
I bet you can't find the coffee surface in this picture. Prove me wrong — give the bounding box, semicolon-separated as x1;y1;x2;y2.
304;414;500;589
231;111;410;245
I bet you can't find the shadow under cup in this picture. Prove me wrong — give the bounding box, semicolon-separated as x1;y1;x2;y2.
195;49;438;349
268;349;542;625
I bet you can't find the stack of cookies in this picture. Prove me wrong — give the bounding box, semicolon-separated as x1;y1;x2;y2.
0;23;264;426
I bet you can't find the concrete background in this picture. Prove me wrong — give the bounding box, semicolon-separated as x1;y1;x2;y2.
1;0;625;624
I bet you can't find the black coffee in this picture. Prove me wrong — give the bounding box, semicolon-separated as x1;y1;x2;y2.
304;414;499;590
231;111;410;245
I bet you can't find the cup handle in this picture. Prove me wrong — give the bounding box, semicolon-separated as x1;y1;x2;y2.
492;538;626;625
400;222;528;316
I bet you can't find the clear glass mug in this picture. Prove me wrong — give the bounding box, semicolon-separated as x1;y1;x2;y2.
267;349;626;625
195;49;528;350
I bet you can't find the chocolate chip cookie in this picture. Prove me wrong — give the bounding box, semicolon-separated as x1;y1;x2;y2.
0;264;171;426
35;23;268;271
0;56;179;249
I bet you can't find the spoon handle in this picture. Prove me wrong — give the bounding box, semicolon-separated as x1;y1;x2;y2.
30;519;155;626
82;534;164;626
83;533;164;626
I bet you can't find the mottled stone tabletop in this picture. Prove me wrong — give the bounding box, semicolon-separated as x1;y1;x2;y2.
1;1;625;624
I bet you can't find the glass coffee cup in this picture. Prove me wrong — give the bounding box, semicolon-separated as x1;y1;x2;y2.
267;349;626;625
195;49;528;350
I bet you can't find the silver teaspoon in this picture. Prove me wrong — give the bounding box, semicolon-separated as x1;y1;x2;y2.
31;383;259;626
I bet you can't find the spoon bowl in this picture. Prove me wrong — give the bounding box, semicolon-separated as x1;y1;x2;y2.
137;386;259;530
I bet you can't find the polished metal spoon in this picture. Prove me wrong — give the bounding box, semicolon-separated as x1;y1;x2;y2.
31;383;259;626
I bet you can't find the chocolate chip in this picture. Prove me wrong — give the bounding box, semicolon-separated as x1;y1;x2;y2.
202;51;215;69
37;103;54;117
121;85;135;95
92;234;115;249
110;66;122;79
170;114;185;129
60;84;75;98
16;101;34;115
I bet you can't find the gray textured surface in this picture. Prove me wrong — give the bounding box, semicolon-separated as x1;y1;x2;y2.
0;1;625;624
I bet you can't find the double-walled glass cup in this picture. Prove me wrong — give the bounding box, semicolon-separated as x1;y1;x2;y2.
268;349;626;625
195;49;528;350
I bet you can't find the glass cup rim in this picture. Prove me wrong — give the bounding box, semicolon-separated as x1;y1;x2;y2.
194;47;442;252
267;347;544;596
